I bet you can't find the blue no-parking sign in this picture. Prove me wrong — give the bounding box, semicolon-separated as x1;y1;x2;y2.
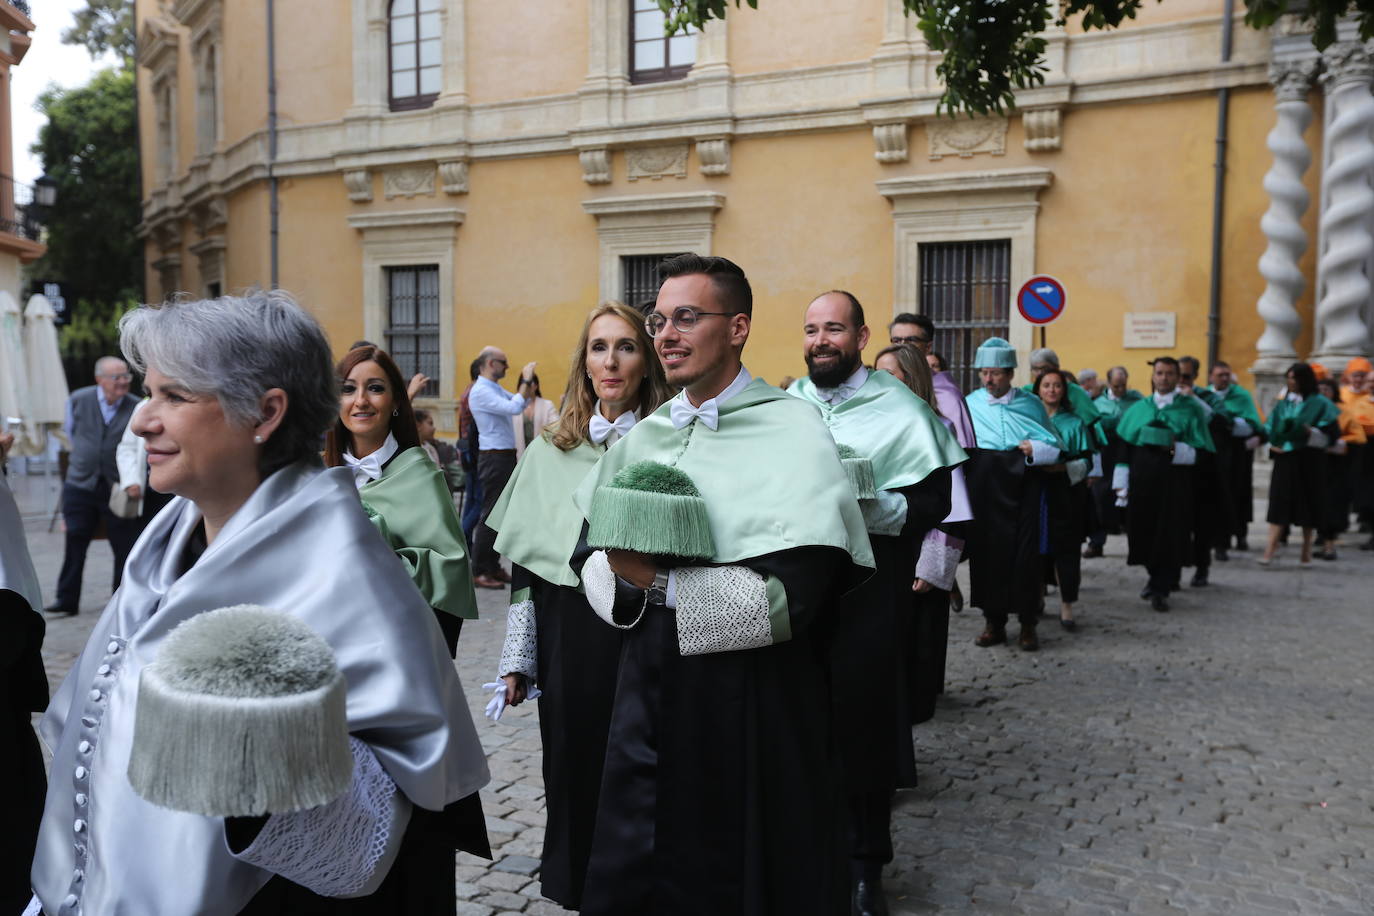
1017;275;1065;325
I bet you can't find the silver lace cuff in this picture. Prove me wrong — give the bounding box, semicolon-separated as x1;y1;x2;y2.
673;565;774;656
498;599;538;680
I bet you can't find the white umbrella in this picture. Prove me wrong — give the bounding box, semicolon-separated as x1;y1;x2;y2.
24;294;69;427
0;290;38;455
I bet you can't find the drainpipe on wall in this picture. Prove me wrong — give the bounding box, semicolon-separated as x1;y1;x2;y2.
1206;0;1235;369
267;0;279;288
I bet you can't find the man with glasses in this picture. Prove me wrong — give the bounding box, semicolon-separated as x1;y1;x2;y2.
574;253;874;914
47;356;141;616
889;312;977;449
469;347;537;589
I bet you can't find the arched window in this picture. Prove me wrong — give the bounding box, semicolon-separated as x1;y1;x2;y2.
389;0;442;111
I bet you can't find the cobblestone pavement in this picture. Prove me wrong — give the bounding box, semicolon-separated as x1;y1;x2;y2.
17;470;1374;915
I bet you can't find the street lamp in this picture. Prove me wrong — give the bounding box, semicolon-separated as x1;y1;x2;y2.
33;175;57;208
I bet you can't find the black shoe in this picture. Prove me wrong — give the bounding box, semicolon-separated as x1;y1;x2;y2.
1082;544;1103;559
851;861;889;916
1151;594;1169;612
1139;585;1154;600
1234;536;1250;551
1060;618;1078;632
1319;550;1337;561
45;604;78;617
1214;548;1229;562
1191;572;1209;587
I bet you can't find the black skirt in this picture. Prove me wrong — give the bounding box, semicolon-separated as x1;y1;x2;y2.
1267;448;1327;529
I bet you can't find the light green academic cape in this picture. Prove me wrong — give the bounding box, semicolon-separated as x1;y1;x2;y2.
965;387;1066;452
1022;379;1107;446
489;434;603;589
787;370;967;490
1116;394;1216;452
359;445;478;618
1093;389;1145;433
1049;410;1096;461
573;378;875;571
1265;394;1341;452
1202;383;1264;431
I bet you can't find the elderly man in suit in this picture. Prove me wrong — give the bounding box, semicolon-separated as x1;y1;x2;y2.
47;356;141;616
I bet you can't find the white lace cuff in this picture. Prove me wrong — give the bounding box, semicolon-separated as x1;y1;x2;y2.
1066;458;1090;486
915;529;963;591
1232;417;1252;437
230;737;411;898
1025;439;1061;466
1089;453;1103;478
498;598;538;680
1112;464;1130;491
673;565;779;656
1171;442;1197;465
860;489;908;536
1305;427;1330;449
583;550;646;630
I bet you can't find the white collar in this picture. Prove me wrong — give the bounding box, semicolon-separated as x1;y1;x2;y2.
677;364;752;411
813;365;868;404
1284;390;1304;403
1152;389;1178;408
1106;389;1122;401
589;401;640;445
343;432;399;489
986;387;1017;406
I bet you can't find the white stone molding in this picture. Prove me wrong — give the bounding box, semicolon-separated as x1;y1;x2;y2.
627;144;689;182
582;191;725;302
1254;60;1317;372
343;168;373;203
873;122;909;163
1022;108;1062;152
383;165;437;199
436;0;468;107
1313;42;1374;362
927;116;1007;160
151;220;182;253
189;235;225;296
580;148;612;185
877;168;1053;364
189;196;227;236
438;159;469;194
152;254;183;301
696;137;731;176
347;208;464;403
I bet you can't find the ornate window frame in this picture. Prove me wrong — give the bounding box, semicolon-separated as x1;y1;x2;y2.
351;0;465;119
876;168;1052;366
347;208;464;426
582;191;724;302
189;236;225;298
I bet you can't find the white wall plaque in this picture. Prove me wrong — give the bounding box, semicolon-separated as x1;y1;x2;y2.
1124;312;1177;348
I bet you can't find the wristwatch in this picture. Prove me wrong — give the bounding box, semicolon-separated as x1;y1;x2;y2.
646;567;669;605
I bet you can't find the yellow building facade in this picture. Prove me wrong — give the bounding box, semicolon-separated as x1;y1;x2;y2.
1;1;45;297
135;0;1371;427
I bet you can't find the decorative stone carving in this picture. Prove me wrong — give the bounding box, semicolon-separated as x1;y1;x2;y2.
343;168;373;203
1314;44;1374;360
438;159;469;195
152;254;183;301
151;220;182;252
627;144;689;182
580;148;611;185
190;196;228;235
697;138;731;176
383;166;436;199
927;116;1007;161
1255;61;1317;369
872;123;908;163
1022;108;1062;152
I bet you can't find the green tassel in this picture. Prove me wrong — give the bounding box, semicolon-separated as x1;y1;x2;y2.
587;486;716;560
835;444;876;499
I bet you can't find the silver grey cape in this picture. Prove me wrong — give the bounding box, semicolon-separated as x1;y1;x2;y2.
31;460;489;915
0;470;42;611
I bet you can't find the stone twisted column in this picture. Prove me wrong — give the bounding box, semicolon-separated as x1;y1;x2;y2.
1314;42;1374;362
1255;60;1318;363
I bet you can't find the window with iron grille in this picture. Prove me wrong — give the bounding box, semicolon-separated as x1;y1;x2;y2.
386;265;440;398
629;0;696;84
389;0;442;112
621;253;684;312
918;240;1012;394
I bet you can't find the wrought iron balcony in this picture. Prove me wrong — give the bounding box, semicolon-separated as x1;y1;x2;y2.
0;174;55;242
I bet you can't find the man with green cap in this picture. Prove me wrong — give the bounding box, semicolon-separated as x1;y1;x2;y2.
788;289;968;916
1113;356;1216;611
964;337;1066;651
572;254;874;915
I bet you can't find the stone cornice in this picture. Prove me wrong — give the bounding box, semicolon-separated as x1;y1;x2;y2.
877;168;1054;203
582;191;725;218
347;208;466;232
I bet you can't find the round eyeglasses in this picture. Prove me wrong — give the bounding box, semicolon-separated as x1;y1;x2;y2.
645;305;736;338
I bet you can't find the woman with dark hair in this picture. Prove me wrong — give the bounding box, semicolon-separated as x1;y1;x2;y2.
1261;362;1342;566
484;301;672;909
512;373;558;460
1314;377;1367;560
1035;368;1097;630
323;345;477;655
28;292;489;915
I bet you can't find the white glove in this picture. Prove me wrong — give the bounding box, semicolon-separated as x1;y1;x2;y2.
481;680;541;723
1244;435;1260;451
1114;489;1128;507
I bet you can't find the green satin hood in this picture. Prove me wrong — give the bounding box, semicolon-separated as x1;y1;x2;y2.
1116;395;1216;453
1093;389;1145;432
574;378;875;570
1021;379;1106;445
359;446;478;618
788;370;967;490
1203;383;1264;429
489;434;603;588
965;387;1066;452
1050;410;1095;460
1266;394;1340;451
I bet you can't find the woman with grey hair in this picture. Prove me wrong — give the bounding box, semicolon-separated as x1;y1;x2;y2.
27;291;490;915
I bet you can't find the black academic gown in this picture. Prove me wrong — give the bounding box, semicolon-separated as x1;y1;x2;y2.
2;591;46;914
580;546;853;916
1124;444;1194;591
965;449;1045;626
1041;471;1086;603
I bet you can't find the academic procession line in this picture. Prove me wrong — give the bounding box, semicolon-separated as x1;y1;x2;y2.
6;256;1374;915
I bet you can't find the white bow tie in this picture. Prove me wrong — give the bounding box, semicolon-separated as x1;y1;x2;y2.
589;410;637;444
342;451;384;488
670;397;719;431
817;384;856;406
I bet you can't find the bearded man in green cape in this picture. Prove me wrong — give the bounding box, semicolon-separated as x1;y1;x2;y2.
572;254;874;916
788;290;967;916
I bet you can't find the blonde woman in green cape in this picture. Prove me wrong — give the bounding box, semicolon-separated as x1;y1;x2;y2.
485;301;671;910
323;345;478;656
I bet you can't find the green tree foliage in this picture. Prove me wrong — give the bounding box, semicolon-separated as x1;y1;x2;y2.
62;0;136;63
658;0;1374;114
29;66;141;363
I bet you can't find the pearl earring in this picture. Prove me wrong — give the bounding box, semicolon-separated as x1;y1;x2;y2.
254;435;264;444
